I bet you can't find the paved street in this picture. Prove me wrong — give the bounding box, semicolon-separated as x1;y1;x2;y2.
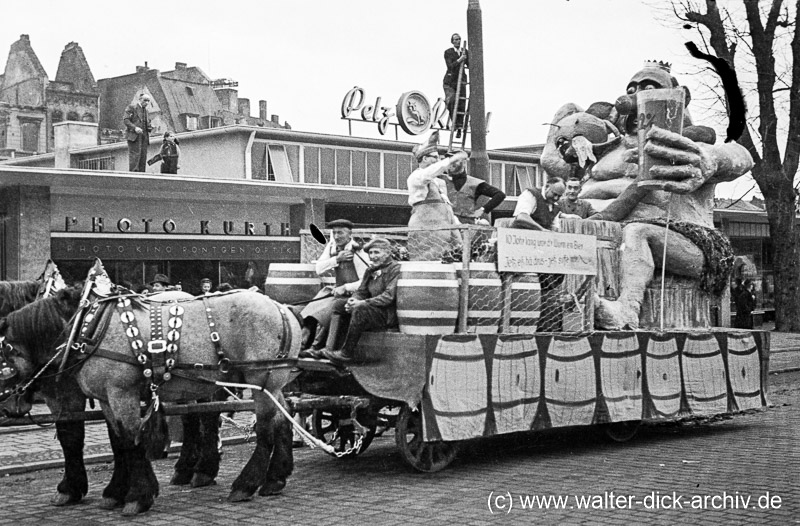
0;371;797;525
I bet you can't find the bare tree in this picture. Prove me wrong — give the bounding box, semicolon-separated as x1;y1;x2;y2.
662;0;800;331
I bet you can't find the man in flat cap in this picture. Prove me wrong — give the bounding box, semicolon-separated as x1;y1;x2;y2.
150;273;170;292
313;237;400;366
407;130;467;260
299;219;368;355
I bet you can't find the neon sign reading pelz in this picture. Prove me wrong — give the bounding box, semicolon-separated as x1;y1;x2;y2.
340;86;450;136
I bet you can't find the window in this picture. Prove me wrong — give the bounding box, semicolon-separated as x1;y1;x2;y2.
304;147;320;184
81;113;95;122
66;111;80;121
268;145;293;182
202;116;222;129
186;86;194;96
185;115;198;131
515;166;536;194
384;153;398;189
19;119;41;152
336;150;351;186
366;152;380;188
51;110;63;123
352;151;366;187
320;148;335;185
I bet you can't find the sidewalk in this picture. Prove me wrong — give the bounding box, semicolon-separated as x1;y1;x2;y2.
1;329;798;478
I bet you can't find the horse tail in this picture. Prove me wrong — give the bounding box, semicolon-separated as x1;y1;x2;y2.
140;405;170;460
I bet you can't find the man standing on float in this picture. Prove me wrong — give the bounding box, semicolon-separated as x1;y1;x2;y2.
406;130;467;260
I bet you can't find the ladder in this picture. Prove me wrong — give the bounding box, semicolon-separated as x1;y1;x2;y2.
447;45;470;152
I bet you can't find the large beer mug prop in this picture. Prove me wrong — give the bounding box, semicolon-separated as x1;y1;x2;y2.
636;88;684;180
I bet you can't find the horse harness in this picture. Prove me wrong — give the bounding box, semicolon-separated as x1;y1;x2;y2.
64;292;297;406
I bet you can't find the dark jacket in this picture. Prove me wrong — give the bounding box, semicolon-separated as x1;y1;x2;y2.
123;103;152;143
443;47;469;88
524;187;560;230
353;260;401;327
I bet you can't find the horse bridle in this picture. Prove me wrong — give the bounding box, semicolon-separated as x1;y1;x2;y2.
0;337;21;402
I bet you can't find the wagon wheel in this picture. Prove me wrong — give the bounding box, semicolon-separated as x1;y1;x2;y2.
602;420;641;443
394;405;458;472
311;409;376;457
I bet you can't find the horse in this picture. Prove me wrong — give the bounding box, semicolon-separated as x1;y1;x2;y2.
0;280;44;316
0;286;301;515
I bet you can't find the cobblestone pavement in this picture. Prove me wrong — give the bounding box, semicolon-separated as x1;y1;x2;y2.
1;368;797;525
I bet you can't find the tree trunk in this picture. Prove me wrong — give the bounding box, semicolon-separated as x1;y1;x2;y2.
761;171;800;331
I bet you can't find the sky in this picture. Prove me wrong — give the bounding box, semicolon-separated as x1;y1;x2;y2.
2;0;757;198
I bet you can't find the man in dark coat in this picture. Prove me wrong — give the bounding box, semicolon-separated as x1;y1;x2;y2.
314;238;401;365
124;93;153;172
443;33;469;134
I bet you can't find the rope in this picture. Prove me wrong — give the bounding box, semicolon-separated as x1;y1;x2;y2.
213;380;363;457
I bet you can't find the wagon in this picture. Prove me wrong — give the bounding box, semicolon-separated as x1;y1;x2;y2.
271;222;771;472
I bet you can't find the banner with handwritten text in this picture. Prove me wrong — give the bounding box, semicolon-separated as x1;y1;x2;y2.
496;228;596;275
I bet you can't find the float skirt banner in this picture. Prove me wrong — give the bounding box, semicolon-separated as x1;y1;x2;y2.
419;330;769;442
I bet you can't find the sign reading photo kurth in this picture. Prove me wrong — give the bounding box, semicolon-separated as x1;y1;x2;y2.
496;228;597;275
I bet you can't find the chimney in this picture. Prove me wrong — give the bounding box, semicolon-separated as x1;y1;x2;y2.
259;100;267;121
54;121;99;168
271;114;279;124
238;98;251;118
175;62;187;70
136;63;150;74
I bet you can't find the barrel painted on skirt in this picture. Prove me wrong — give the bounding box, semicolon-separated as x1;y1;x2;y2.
644;335;682;419
264;263;322;305
543;336;596;427
455;263;502;334
681;333;728;415
428;336;488;440
396;262;459;335
726;332;763;411
491;335;540;434
508;273;541;334
599;334;642;423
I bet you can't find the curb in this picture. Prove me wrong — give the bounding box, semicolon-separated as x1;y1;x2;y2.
0;435;250;477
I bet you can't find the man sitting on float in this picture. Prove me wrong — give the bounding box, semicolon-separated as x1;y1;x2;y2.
308;238;400;366
540;60;753;329
299;219;368;356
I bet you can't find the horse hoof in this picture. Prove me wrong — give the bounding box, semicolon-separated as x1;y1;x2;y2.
227;490;253;502
98;497;122;510
121;502;148;516
190;473;217;488
50;491;79;506
170;471;193;485
259;478;286;496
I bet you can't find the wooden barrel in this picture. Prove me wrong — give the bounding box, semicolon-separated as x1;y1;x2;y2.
396;262;459;335
508;273;541;334
681;333;728;415
428;335;487;440
726;332;763;411
455;263;502;334
644;334;682;419
559;218;621;300
599;334;642;423
543;336;596;427
491;335;540;434
263;263;321;304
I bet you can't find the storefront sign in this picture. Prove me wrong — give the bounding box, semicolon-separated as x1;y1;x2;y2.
64;217;287;236
340;86;448;136
496;228;597;275
51;236;300;261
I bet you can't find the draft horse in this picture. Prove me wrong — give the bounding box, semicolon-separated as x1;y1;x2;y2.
0;278;93;507
0;287;301;515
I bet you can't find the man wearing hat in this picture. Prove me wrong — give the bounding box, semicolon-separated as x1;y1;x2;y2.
314;237;400;366
150;273;170;292
200;278;213;295
299;219;368;354
407;130;467;260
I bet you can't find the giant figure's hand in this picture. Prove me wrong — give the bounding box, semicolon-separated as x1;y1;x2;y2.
632;126;718;194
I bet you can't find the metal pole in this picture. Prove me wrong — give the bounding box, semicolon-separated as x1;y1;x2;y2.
458;227;472;333
467;0;489;183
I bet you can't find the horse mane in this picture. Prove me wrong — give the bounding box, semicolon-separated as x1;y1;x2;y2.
3;287;81;365
0;281;41;317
